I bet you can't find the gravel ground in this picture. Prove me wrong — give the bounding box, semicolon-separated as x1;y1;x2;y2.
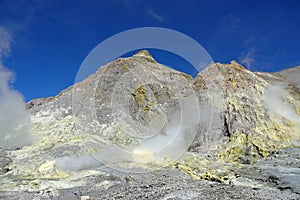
0;167;299;200
1;148;300;200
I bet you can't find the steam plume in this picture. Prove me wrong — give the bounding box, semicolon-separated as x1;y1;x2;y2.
0;26;33;148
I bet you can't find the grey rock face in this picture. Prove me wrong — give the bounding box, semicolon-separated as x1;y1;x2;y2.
0;150;12;175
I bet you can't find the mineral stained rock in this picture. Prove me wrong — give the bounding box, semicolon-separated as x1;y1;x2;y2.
1;50;300;199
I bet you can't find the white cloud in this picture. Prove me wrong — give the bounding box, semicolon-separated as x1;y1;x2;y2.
239;47;256;69
148;10;164;22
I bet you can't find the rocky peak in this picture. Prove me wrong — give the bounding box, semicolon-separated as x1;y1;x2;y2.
229;60;246;70
132;49;155;61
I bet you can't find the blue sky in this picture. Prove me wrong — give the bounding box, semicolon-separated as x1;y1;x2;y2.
0;0;299;101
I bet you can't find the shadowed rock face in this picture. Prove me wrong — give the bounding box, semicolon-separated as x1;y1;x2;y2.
1;50;300;199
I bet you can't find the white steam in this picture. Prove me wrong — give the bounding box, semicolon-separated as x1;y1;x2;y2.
55;147;131;171
264;84;300;123
55;154;101;171
55;95;203;171
0;26;33;149
133;94;201;163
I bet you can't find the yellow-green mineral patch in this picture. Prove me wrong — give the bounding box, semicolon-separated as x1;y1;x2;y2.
218;118;294;163
133;86;147;105
167;154;237;183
